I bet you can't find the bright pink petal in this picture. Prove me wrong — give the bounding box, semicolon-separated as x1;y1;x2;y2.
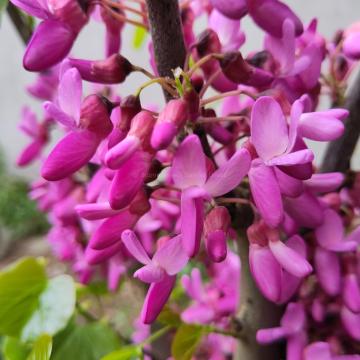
41;130;100;181
75;202;121;220
58;68;82;122
19;107;39;137
250;96;289;162
109;150;151;210
343;32;360;60
121;229;151;265
314;247;341;296
249;244;282;303
343;274;360;313
105;135;140;169
305;173;344;193
85;241;123;265
172;135;207;189
287;333;307;360
256;327;287;344
153;235;188;275
205;230;227;262
16;140;43;166
24;20;75;71
134;263;165;283
141;274;176;324
274;167;303;198
304;342;332;360
284;190;324;229
43;101;77;129
204;148;251;197
281;302;306;333
266;149;314;167
89;210;139;250
181;304;215;324
299;113;345;141
180;188;205;257
249;160;284;228
10;0;49;18
269;239;312;278
315;209;357;252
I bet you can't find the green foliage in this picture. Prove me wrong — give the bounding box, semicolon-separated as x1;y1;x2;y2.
171;324;205;360
132;26;147;49
0;258;47;337
157;307;182;327
2;337;30;360
0;169;48;239
101;345;142;360
27;334;52;360
51;322;121;360
0;0;8;23
21;275;76;342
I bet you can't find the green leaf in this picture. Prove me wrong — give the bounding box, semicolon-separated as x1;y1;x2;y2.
51;323;121;360
21;275;75;342
132;26;147;49
0;258;47;337
2;337;30;360
27;334;52;360
101;345;142;360
157;307;182;327
171;324;204;360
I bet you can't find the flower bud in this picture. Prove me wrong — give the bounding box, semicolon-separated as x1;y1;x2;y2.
68;54;134;84
220;52;274;87
151;100;189;150
204;206;231;262
80;95;113;138
202;108;233;145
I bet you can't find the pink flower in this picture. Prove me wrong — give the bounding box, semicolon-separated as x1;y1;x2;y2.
171;134;251;256
17;107;48;166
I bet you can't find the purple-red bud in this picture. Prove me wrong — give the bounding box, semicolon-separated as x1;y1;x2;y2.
68;54;134;84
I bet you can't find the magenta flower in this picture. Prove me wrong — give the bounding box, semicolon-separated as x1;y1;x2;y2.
257;302;307;360
304;341;360;360
210;0;247;20
171;134;251;256
10;0;88;71
17;107;48;166
248;223;312;303
249;96;314;227
41;68;113;180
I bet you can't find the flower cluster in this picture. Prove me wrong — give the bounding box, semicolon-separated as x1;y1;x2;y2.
11;0;360;358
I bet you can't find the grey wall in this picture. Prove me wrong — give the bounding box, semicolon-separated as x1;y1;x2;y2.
1;0;360;179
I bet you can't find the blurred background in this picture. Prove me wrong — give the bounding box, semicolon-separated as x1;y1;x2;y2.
0;0;360;258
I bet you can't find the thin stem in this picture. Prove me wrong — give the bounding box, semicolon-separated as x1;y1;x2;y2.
187;53;223;78
199;67;222;98
135;77;177;98
132;65;156;79
76;302;97;322
103;0;145;17
141;325;172;346
201;89;257;106
104;5;148;29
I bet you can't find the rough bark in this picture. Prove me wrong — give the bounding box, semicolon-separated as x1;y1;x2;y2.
321;71;360;172
145;0;186;101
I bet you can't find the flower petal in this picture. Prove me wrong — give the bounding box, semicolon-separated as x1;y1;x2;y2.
41;130;100;181
134;264;165;283
153;235;188;275
251;96;289;161
249;244;282;303
172;135;207;189
315;209;357;252
141;274;176;324
249;160;284;228
204;148;251;197
24;20;75;71
304;173;344;193
43;101;77;129
10;0;49;18
269;239;312;278
58;68;82;122
265;149;314;167
75;202;121;220
180;188;205;257
274;167;303;198
121;229;151;265
343;274;360;313
341;306;360;341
